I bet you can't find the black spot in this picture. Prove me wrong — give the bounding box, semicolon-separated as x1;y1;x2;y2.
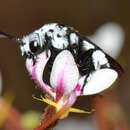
57;34;61;37
29;41;40;53
58;24;65;29
49;29;54;32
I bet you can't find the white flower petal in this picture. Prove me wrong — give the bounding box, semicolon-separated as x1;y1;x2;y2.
50;50;79;94
26;51;56;98
79;69;118;95
89;22;125;58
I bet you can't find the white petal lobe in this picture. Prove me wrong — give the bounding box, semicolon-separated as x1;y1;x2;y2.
89;22;125;58
50;50;79;94
79;69;118;95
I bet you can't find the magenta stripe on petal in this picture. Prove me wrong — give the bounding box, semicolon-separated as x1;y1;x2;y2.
55;72;66;102
50;50;79;95
74;84;82;96
25;51;56;98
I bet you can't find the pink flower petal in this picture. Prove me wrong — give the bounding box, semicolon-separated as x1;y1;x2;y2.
74;84;82;96
58;89;78;109
26;51;56;98
50;50;79;100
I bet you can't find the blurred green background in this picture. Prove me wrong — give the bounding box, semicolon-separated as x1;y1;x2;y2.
0;0;129;124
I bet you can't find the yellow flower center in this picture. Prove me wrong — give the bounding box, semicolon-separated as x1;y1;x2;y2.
33;96;94;119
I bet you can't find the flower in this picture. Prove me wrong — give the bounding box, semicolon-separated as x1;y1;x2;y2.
26;50;88;118
25;50;117;119
89;22;125;58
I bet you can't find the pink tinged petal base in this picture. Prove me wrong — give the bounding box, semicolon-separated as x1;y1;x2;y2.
50;50;79;101
25;51;56;98
79;68;118;95
74;84;82;96
66;91;78;106
57;91;78;119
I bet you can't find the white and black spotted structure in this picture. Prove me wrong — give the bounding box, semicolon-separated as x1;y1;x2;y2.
0;23;123;95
